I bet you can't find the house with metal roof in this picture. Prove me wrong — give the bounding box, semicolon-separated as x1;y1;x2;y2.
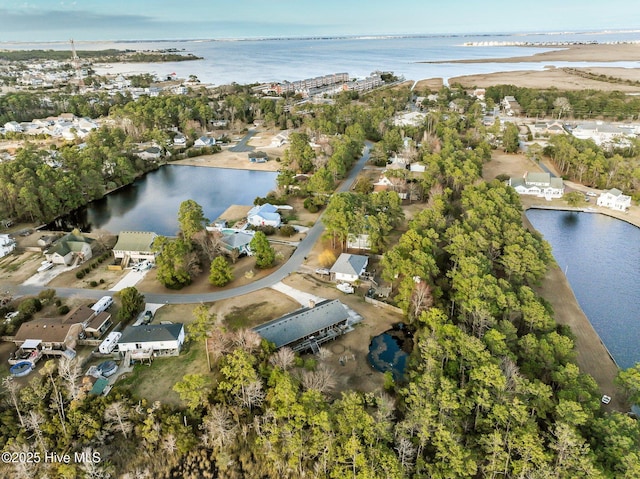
330;253;369;283
220;231;254;256
247;203;281;227
253;299;350;353
112;231;157;266
117;323;185;359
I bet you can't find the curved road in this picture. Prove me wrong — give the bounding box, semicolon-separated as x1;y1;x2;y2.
7;144;372;304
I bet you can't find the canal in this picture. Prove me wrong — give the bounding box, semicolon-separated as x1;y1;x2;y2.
47;165;278;236
526;209;640;370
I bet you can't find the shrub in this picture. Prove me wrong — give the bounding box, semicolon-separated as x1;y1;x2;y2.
18;297;42;317
279;225;297;237
256;225;276;236
76;271;85;279
57;305;70;315
38;289;56;303
89;281;98;287
303;198;319;213
54;299;62;307
99;279;105;284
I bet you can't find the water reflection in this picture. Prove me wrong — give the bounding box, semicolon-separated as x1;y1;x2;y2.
47;165;278;236
368;323;413;380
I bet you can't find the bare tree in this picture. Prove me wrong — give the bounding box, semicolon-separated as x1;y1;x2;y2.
25;410;46;451
193;229;224;261
269;347;295;370
2;376;24;427
232;328;262;352
300;364;336;394
394;435;417;471
206;329;231;363
59;357;82;401
240;380;265;411
200;404;237;449
104;400;133;439
409;281;434;321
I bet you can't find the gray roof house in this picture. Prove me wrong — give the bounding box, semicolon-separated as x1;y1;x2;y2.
253;299;350;353
220;231;254;256
330;253;368;283
117;323;185;358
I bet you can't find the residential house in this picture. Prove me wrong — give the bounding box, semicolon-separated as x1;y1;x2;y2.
63;305;112;339
373;172;408;199
248;151;268;163
220;231;254;256
571;121;626;146
597;188;632;211
0;234;16;259
502;96;522;116
173;134;187;146
4;121;23;133
136;146;163;160
194;136;216;147
247;204;281;228
253;299;350;353
330;253;368;283
117;323;185;359
508;172;564;200
13;318;83;358
112;231;158;267
45;232;93;266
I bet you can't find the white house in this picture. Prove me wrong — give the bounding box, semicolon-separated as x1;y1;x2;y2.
0;234;16;259
330;253;368;283
571;121;626;146
4;121;23;133
508;172;564;200
117;323;185;358
597;188;632;211
194;136;216;147
173;134;187;146
247;204;281;228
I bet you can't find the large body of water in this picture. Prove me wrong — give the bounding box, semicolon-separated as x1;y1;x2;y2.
526;209;640;370
48;165;278;236
4;30;640;85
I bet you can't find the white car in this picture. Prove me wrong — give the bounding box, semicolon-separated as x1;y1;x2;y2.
337;283;354;294
4;311;19;322
586;192;598;197
37;261;54;273
601;395;612;405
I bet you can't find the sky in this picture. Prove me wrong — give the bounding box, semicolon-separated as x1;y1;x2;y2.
1;0;640;43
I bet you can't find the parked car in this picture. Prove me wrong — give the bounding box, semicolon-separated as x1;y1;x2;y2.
142;310;153;325
601;395;612;405
315;268;330;276
337;283;354;294
586;192;598;197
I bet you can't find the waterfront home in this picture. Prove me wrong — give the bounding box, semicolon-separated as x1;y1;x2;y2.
194;136;216;147
508;172;564;200
3;121;23;133
330;253;368;283
173;134;187;146
248;151;268;163
45;232;93;266
597;188;632;212
136;146;163;160
112;231;158;267
116;323;185;359
247;203;281;228
220;231;254;256
253;299;350;353
571;121;628;146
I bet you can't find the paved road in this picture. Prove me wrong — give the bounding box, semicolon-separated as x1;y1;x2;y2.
228;129;256;153
6;143;372;304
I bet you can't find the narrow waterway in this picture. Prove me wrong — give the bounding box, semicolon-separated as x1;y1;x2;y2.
47;165;278;236
526;209;640;370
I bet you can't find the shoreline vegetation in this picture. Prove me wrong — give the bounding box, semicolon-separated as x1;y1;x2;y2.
0;49;202;62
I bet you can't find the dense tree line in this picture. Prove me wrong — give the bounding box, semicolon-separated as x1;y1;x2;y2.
544;134;640;196
0;127;158;223
485;85;640;120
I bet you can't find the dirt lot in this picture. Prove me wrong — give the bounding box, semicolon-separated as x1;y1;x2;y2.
173;127;287;171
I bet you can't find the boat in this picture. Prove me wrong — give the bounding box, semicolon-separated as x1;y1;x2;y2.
37;261;53;272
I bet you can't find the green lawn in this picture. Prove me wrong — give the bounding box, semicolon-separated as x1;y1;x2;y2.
113;340;212;406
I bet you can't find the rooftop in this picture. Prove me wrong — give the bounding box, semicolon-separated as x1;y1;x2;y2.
118;323;184;344
330;253;368;277
113;231;157;253
253;299;349;349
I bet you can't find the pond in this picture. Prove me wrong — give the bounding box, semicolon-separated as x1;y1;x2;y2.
526;209;640;370
368;323;413;380
47;165;278;236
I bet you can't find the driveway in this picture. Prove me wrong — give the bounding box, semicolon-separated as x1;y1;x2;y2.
228;129;256;153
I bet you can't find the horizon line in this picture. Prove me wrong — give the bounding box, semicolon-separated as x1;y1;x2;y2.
1;28;639;46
